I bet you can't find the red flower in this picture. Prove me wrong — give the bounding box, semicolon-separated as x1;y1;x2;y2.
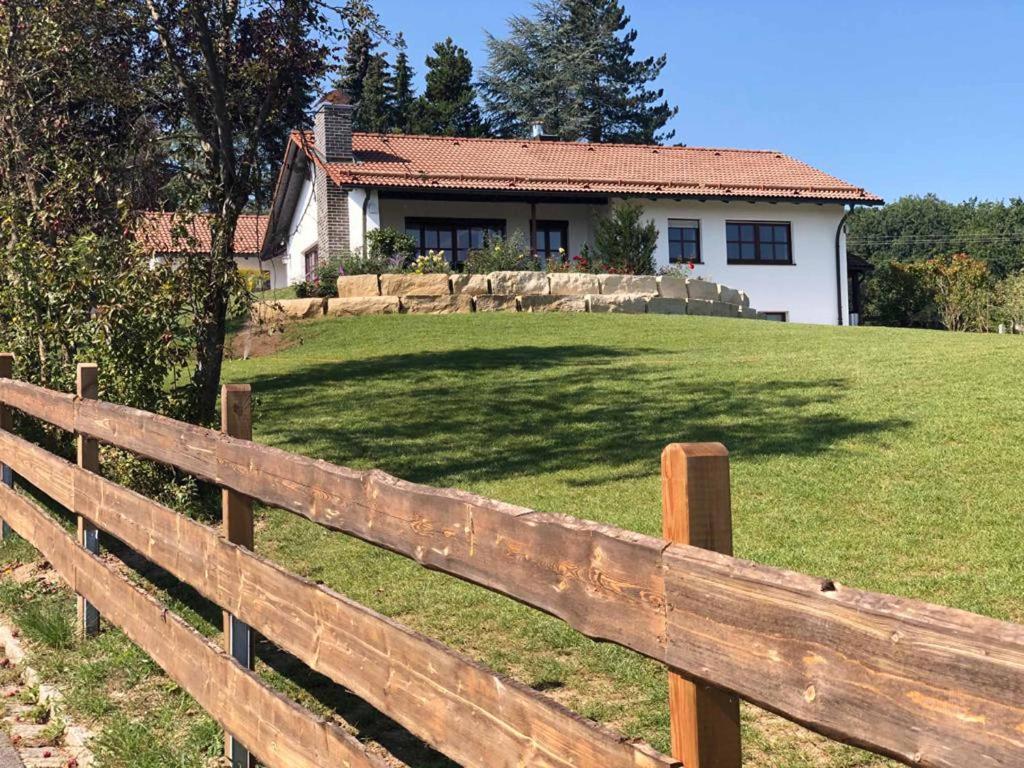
687;261;695;270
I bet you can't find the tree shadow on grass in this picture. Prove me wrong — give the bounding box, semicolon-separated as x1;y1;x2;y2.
241;344;911;488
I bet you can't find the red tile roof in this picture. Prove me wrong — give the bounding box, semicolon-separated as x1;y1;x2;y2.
138;212;267;256
290;131;881;203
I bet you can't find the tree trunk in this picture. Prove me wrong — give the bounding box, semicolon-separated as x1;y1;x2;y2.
190;206;240;425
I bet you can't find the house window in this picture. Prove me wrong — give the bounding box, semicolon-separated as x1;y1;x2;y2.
727;222;792;264
534;221;569;267
668;219;701;264
762;311;788;322
303;246;319;279
405;218;506;269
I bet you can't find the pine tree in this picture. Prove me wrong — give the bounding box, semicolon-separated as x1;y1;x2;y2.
356;54;392;132
338;27;376;105
412;37;487;137
388;33;416;133
481;0;677;143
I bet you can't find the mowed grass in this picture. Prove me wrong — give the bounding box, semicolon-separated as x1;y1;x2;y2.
222;313;1024;766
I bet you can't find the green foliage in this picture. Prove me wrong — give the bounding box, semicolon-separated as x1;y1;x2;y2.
593;203;658;274
411;38;488;137
408;252;452;274
994;271;1024;331
464;231;539;273
863;261;938;328
924;253;993;332
339;27;378;108
864;254;994;332
0;0;193;426
356;54;393;133
482;0;677;142
389;33;417;132
849;195;1024;277
365;227;417;264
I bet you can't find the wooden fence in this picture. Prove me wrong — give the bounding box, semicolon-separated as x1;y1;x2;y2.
0;358;1021;768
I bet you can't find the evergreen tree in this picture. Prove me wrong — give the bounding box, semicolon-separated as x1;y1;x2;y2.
412;38;488;137
482;0;677;143
356;54;392;132
389;33;417;132
338;27;377;105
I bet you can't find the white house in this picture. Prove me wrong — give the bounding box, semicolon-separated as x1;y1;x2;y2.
260;91;882;324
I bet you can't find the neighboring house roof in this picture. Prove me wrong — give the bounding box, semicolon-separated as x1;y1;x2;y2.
139;212;268;256
289;130;883;204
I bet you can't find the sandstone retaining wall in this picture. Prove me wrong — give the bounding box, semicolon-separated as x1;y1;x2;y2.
252;273;765;321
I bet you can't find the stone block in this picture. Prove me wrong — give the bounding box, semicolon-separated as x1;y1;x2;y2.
488;271;549;295
599;274;658;295
711;301;738;317
474;295;518;312
548;272;601;295
586;294;648;314
737;291;750;308
401;295;474;314
686;279;720;301
657;276;688;298
336;274;380;297
719;286;743;305
253;297;325;322
449;274;490;296
326;296;400;316
687;298;715;316
519;294;587;313
379;273;451;296
647;297;688;315
738;305;759;319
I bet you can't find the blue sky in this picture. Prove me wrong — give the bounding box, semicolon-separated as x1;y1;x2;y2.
372;0;1024;204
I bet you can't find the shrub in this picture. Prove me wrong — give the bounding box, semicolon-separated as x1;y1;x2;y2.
464;231;539;273
237;268;270;292
864;261;938;328
923;253;993;332
365;227;416;265
995;271;1024;332
409;251;451;274
593;203;658;274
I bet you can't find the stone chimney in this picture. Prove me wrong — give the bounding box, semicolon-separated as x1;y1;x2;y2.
313;90;355;258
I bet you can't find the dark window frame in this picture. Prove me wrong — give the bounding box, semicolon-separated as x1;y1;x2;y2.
405;217;507;269
534;220;569;265
761;311;789;322
303;245;319;280
668;219;702;264
726;221;793;265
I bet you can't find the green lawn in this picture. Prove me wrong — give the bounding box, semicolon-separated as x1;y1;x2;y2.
220;313;1024;766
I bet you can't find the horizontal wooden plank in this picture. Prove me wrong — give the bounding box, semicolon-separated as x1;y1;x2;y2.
0;429;675;768
0;379;75;431
0;481;385;768
663;544;1024;768
6;380;1024;766
0;379;669;661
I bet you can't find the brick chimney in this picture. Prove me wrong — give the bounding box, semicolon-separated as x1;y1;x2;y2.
313;90;355;258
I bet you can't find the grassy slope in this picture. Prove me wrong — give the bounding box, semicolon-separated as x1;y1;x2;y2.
221;314;1024;765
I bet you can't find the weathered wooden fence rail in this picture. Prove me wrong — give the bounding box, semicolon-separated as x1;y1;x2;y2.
0;367;1021;768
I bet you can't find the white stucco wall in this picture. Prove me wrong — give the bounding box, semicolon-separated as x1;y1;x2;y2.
634;199;849;325
281;177;318;286
378;197;604;262
281;179;850;324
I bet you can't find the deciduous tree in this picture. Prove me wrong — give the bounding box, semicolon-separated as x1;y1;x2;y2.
143;0;376;423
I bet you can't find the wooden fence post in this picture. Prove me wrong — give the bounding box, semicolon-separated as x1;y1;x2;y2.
76;363;101;637
661;443;742;768
222;383;255;768
0;354;13;541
